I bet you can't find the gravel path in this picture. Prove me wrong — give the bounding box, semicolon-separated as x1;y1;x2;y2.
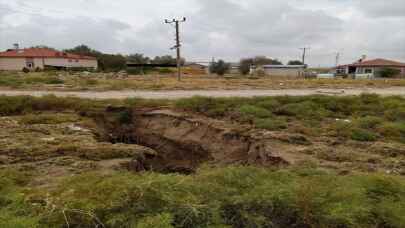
1;87;405;99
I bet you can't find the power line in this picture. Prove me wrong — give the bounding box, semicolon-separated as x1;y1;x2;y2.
165;17;186;82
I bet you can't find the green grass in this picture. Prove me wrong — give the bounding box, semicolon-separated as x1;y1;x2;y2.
1;94;405;143
176;94;405;143
0;72;64;87
2;167;404;228
18;113;80;125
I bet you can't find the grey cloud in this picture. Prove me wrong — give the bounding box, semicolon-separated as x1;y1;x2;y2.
1;0;405;66
0;8;131;53
356;0;405;18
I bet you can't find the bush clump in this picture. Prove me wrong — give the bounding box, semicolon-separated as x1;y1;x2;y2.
4;167;404;228
238;105;273;120
351;128;378;142
254;118;288;130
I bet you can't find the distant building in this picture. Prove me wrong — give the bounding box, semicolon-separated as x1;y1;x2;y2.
251;65;306;78
228;63;241;74
336;58;405;78
0;46;97;71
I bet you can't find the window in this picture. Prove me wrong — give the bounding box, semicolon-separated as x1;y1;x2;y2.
75;59;79;63
68;59;72;63
365;68;373;74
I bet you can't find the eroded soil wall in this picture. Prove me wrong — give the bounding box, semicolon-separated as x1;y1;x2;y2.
95;108;288;173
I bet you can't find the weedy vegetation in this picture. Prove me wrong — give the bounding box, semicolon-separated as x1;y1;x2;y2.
175;94;405;143
0;94;405;227
1;167;405;227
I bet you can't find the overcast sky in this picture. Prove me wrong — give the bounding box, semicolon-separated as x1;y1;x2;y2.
1;0;405;66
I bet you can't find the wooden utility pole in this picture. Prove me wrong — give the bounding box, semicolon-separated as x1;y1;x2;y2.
165;17;186;81
335;52;340;67
300;47;310;66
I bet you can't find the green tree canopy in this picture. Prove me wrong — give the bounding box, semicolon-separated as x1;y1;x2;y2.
127;53;150;64
288;60;304;65
253;56;283;65
239;58;254;75
209;60;230;76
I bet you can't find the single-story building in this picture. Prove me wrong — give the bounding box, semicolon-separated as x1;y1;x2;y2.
0;47;98;71
228;63;241;74
184;63;209;74
336;58;405;78
251;65;306;78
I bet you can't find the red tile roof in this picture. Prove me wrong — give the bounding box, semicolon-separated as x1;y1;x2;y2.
351;58;405;67
0;48;96;60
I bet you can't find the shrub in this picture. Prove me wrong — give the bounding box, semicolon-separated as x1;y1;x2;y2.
46;77;64;84
378;68;401;78
22;67;30;73
356;116;384;129
239;58;252;75
158;68;174;74
209;60;230;76
331;121;354;138
351;128;378;142
238;105;273;120
276;101;328;119
255;98;281;111
254;118;288;131
377;122;405;141
175;97;234;117
23;76;64;85
1;167;405;227
0;95;104;116
136;213;174;228
385;107;405;121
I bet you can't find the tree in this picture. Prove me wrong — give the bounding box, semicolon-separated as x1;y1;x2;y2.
209;60;230;76
64;45;100;57
239;56;282;75
31;45;56;50
378;68;401;78
127;53;150;64
288;60;303;65
65;45;126;72
151;55;185;65
253;56;283;65
239;58;254;75
98;54;127;72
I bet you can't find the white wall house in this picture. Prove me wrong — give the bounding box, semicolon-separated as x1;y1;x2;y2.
336;58;405;78
0;47;97;71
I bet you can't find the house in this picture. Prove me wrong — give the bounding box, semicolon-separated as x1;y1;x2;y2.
0;46;98;71
336;57;405;78
228;63;241;74
184;63;209;74
251;65;306;78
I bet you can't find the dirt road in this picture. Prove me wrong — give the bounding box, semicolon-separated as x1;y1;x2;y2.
1;87;405;99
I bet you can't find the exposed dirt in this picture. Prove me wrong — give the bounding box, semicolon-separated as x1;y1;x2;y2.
2;87;405;99
95;107;405;175
0;114;157;187
95;108;289;173
1;107;404;188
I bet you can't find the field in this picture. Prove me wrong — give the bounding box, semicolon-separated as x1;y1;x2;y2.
1;94;405;227
2;71;405;91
